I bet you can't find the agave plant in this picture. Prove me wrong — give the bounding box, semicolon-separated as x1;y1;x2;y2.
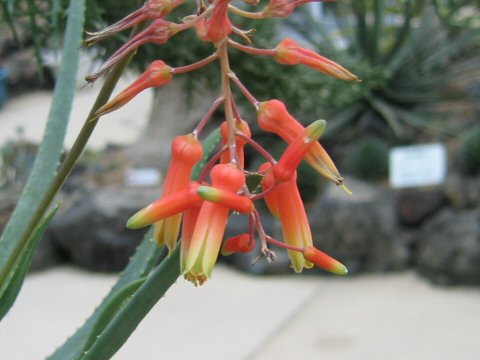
285;0;480;140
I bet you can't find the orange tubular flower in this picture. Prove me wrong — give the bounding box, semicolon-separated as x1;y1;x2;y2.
95;60;173;118
303;247;348;275
84;0;186;46
183;163;246;285
196;186;253;213
257;99;344;186
133;134;203;253
261;163;313;273
273;119;326;182
126;182;202;229
220;119;251;168
274;38;359;82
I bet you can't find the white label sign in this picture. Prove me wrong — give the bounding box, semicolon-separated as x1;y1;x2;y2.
389;143;447;189
124;168;161;187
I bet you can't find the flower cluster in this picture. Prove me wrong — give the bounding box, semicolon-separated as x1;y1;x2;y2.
89;0;359;286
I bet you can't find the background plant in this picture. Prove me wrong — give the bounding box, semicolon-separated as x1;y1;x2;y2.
284;0;480;140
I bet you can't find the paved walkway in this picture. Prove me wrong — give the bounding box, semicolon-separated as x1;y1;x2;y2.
1;266;479;360
0;77;152;150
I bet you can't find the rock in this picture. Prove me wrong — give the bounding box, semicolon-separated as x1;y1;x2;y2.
30;231;67;270
396;189;446;227
50;186;159;272
309;177;410;274
444;172;480;209
415;208;480;285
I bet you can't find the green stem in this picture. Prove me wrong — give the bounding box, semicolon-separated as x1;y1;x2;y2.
218;41;237;164
0;25;143;287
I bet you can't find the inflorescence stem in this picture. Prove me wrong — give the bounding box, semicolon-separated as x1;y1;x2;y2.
218;41;238;165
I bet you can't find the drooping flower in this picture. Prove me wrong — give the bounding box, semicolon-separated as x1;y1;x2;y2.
84;0;186;46
95;60;173;118
182;163;247;285
257;99;345;187
260;163;313;272
303;247;348;275
274;38;359;81
127;134;203;253
262;0;331;18
220;119;251;168
273;119;326;182
126;182;202;229
86;19;180;82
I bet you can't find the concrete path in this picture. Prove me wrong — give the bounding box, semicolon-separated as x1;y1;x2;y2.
1;266;479;360
0;76;152;150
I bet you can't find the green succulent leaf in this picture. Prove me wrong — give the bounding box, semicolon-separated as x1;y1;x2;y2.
0;205;59;320
0;0;86;317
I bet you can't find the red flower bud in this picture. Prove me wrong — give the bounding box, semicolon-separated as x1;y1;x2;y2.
204;0;233;43
275;38;359;81
95;60;173;117
221;234;255;255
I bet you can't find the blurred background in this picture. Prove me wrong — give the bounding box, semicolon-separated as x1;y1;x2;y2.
0;1;479;359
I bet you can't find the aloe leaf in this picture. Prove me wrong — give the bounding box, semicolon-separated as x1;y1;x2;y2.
82;277;147;353
47;230;163;360
49;129;221;360
0;205;59;320
368;96;405;137
0;0;85;314
80;247;181;360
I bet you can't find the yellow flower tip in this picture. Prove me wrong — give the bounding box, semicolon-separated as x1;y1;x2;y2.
340;184;353;195
126;207;153;229
332;262;348;276
303;246;348;276
305;119;326;141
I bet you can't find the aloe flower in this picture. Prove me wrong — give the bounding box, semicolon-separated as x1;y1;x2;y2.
262;0;332;19
221;234;255;255
86;19;180;82
274;38;359;81
196;0;232;43
182;163;247;285
261;163;313;272
84;0;186;46
95;60;173;118
257;99;345;186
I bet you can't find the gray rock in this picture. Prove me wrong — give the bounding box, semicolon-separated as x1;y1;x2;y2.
444;173;480;209
309;177;410;274
415;208;480;285
396;189;446;227
50;186;159;272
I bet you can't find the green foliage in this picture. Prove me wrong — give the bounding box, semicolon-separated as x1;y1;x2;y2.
347;138;389;181
0;0;86;318
0;205;58;320
285;1;480;140
458;125;480;175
